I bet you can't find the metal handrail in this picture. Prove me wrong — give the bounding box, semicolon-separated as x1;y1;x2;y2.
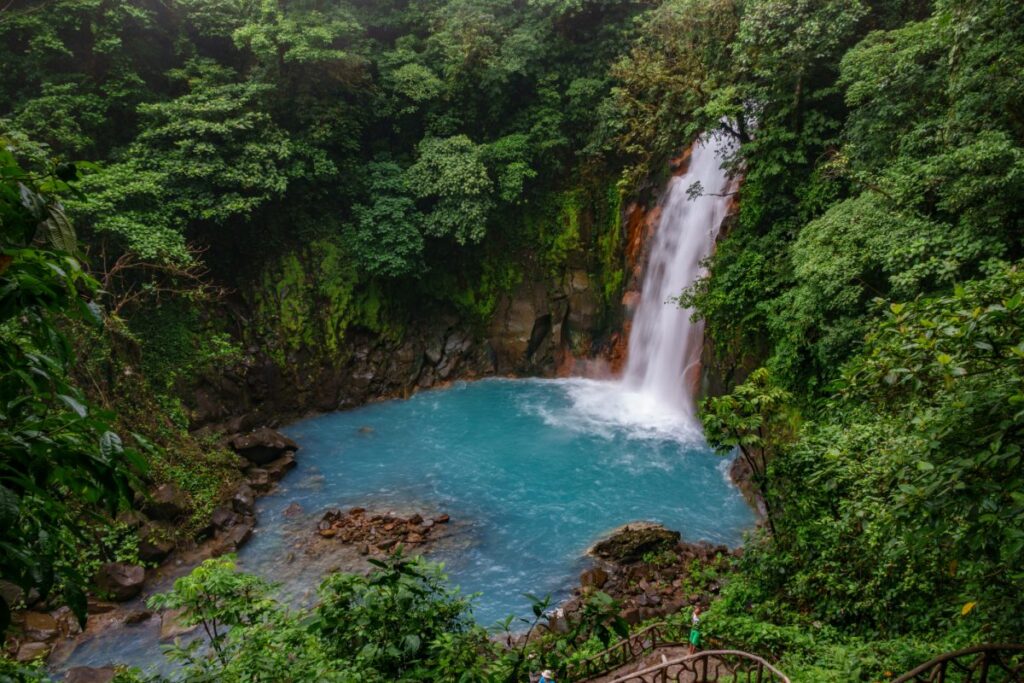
606;649;791;683
893;644;1024;682
565;622;686;681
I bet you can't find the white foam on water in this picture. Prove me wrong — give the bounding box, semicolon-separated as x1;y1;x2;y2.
717;456;734;484
528;377;706;444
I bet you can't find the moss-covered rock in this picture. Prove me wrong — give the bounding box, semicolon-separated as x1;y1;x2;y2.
590;522;681;564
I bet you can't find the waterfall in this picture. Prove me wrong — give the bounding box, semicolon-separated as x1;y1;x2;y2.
622;132;737;420
558;131;736;442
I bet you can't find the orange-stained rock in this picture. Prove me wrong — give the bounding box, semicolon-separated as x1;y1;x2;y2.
608;325;631;375
623;203;648;269
670;144;695;176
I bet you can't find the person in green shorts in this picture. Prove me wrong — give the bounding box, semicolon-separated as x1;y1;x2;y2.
688;605;702;655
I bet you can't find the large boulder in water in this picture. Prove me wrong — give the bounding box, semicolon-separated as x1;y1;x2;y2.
590;523;681;564
95;562;145;602
229;427;298;465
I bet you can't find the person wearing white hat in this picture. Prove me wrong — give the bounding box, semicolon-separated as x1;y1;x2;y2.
539;669;556;683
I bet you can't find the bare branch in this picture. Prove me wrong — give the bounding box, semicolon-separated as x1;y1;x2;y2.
87;240;229;317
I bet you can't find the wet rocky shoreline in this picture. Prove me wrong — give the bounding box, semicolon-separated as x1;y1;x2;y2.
556;522;737;630
3;425;300;672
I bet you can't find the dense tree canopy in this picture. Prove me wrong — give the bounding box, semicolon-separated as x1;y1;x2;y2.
2;0;1024;679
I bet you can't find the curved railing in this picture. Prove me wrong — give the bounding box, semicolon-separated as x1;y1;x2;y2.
565;622;686;681
893;644;1024;683
606;649;791;683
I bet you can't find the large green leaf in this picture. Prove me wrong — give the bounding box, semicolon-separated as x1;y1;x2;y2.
37;203;78;254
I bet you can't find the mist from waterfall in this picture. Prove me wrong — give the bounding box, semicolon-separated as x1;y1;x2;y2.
622;132;737;419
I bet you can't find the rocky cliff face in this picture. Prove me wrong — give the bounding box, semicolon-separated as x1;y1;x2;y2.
180;165;753;433
487;267;605;375
190;317;491;433
190;263;612;435
186;232;618;434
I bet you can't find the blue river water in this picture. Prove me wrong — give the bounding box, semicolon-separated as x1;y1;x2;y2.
239;377;753;625
53;377;753;675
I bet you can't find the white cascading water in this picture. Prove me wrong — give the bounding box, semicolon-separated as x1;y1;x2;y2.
552;131;736;441
622;132;737;420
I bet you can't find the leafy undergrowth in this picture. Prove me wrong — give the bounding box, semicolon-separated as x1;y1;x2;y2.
70;316;242;540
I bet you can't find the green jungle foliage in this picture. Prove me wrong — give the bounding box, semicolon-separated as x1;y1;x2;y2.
2;0;1024;680
0;133;141;636
0;0;645;354
35;553;624;683
676;0;1024;678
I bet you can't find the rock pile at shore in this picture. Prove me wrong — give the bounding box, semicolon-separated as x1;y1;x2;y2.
563;523;735;626
2;606;83;663
315;507;451;555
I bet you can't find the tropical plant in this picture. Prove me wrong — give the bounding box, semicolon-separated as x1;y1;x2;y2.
0;131;141;633
701;368;795;537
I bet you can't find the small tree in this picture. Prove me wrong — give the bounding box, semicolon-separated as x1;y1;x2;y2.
147;556;279;669
146;556;363;681
312;550;488;680
701;368;795;537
